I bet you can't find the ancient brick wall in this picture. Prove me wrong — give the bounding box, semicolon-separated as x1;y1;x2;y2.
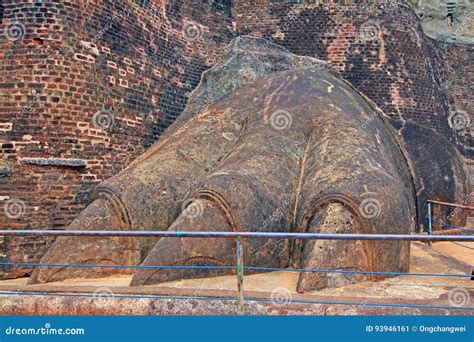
233;0;471;155
0;0;234;278
442;44;473;157
0;0;471;278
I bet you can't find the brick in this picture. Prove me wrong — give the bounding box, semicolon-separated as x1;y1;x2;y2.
0;0;470;280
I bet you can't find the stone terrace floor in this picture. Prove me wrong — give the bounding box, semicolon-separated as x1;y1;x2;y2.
0;241;472;315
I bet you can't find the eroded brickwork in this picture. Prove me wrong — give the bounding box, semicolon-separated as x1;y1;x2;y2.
234;0;471;154
0;0;234;278
0;0;471;278
443;44;473;156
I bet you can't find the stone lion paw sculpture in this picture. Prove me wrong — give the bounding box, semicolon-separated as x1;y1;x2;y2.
28;37;470;293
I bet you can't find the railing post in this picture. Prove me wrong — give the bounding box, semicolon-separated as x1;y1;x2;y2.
427;202;432;246
236;236;244;315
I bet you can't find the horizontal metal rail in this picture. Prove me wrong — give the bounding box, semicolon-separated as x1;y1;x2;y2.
429;217;473;232
1;230;474;241
427;199;474;210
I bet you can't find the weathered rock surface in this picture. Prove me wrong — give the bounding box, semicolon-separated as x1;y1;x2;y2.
408;0;473;44
389;119;471;230
28;37;470;293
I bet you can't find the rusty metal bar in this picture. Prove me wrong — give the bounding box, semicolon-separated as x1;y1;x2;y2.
236;236;244;315
1;230;474;241
427;200;474;210
432;228;474;235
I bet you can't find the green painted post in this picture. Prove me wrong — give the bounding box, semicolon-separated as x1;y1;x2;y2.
236;236;244;315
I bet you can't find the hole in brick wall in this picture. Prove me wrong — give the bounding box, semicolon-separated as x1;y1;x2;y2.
447;13;454;28
1;143;14;149
446;1;456;28
32;37;44;46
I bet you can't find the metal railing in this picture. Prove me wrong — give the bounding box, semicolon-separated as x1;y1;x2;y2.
1;230;474;240
426;199;474;235
1;227;473;314
427;200;474;211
